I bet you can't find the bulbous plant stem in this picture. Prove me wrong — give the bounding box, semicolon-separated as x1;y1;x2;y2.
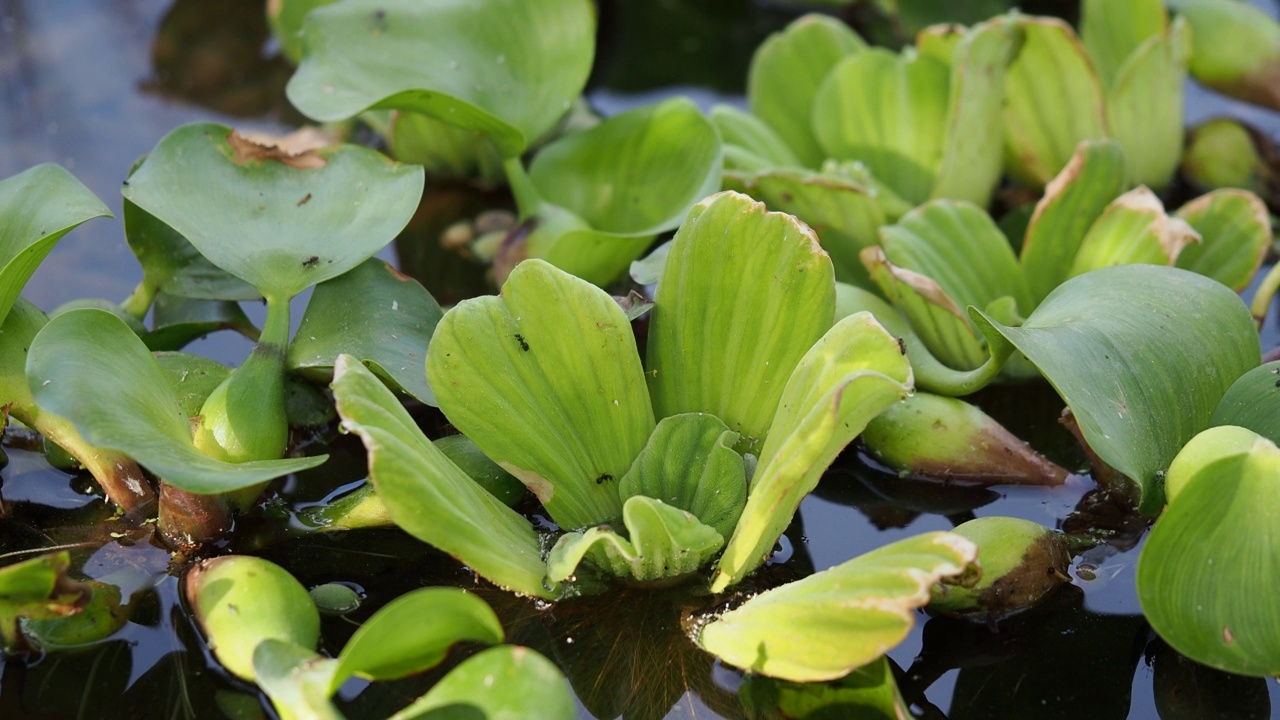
118;280;157;320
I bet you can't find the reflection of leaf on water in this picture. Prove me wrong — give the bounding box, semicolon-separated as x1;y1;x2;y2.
1150;639;1272;720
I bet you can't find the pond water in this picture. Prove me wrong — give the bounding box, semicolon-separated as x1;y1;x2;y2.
2;1;1279;719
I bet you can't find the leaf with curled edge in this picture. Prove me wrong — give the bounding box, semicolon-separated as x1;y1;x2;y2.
1068;186;1201;278
1173;189;1271;291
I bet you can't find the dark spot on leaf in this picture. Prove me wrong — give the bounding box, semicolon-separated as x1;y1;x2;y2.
303;256;319;268
297;193;312;206
595;474;613;485
897;337;907;355
514;333;529;352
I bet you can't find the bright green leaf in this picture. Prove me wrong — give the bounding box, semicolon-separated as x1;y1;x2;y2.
1166;0;1280;110
1081;0;1167;88
388;111;506;185
253;640;343;720
712;312;913;592
1173;189;1272;291
1106;18;1190;189
331;355;552;598
1210;361;1280;443
648;192;835;455
390;646;575;720
154;352;232;417
1068;187;1200;278
701;531;976;681
710;105;800;171
266;0;339;64
287;0;594;156
0;552;88;650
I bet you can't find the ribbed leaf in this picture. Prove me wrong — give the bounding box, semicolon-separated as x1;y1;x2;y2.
253;640;342;720
1173;189;1271;291
747;14;866;167
647;192;835;455
1210;361;1280;442
287;0;594;156
1081;0;1167;88
427;260;653;529
1002;18;1108;187
971;265;1260;513
331;355;551;598
390;646;575;720
710;105;800;171
27;309;326;494
1106;18;1190;189
702;532;976;681
1068;187;1200;278
712;312;913;592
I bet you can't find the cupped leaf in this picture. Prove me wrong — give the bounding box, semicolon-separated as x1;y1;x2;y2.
427;260;653;529
1173;189;1271;291
711;104;801;171
1019;139;1128;303
547;495;725;585
388;111;507;185
1105;18;1190;189
0;164;110;324
1137;427;1280;677
932;15;1022;206
1210;361;1280;443
122;123;423;301
712;312;913;592
648;192;835;455
288;258;443;405
123;195;258;304
0;552;89;650
287;0;594;156
154;351;232;417
330;587;503;692
970;265;1260;513
389;646;575;720
331;355;552;599
701;531;977;681
619;413;747;540
747;14;866;167
1001;17;1109;187
27;309;327;494
1081;0;1167;88
1068;187;1200;278
812;48;950;205
253;640;343;720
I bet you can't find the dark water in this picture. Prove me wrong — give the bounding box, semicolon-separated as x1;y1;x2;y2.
2;1;1279;719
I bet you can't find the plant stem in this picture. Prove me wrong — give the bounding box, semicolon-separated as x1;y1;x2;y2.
119;281;157;320
502;156;543;221
1250;260;1280;330
157;483;230;546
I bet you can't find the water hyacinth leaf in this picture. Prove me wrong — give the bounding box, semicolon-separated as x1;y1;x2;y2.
1173;189;1271;291
123;195;258;304
266;0;339;63
747;14;867;167
1166;0;1280;110
932;16;1022;207
287;0;594;156
618;413;747;540
713;312;913;592
331;356;551;598
648;192;835;455
1106;18;1190;190
1137;427;1280;677
861;247;988;372
389;111;506;185
27;309;327;493
329;587;502;691
702;532;976;681
710;105;800;171
1068;187;1200;278
143;294;257;351
19;581;128;650
0;552;88;650
435;434;529;508
813;49;950;205
390;646;575;720
123;123;423;302
253;640;342;720
154;352;231;417
428;261;652;529
524;98;722;283
725;166;886;287
547;495;725;584
1002;18;1109;187
1081;0;1167;88
0;164;110;324
970;265;1260;513
288;258;443;405
1019;139;1128;303
1210;361;1280;443
1163;424;1260;504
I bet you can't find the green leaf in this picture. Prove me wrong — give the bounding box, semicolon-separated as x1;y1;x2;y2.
154;351;232;417
738;656;909;720
1173;189;1272;291
524;97;723;285
1002;18;1109;187
289;258;443;405
1068;187;1200;278
812;48;950;205
253;640;343;720
1210;361;1280;443
1166;0;1280;110
1081;0;1168;88
427;260;653;529
143;294;258;351
970;265;1260;513
932;15;1022;207
0;164;110;325
701;531;977;681
619;413;747;540
1019;139;1128;303
547;495;725;585
648;192;835;455
330;587;503;691
0;552;89;650
123;194;258;304
26;309;327;494
1106;18;1190;189
266;0;340;64
1137;426;1280;677
388;111;507;185
747;14;866;167
390;646;575;720
331;355;552;598
712;312;913;592
122;123;423;303
287;0;594;157
710;105;800;171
